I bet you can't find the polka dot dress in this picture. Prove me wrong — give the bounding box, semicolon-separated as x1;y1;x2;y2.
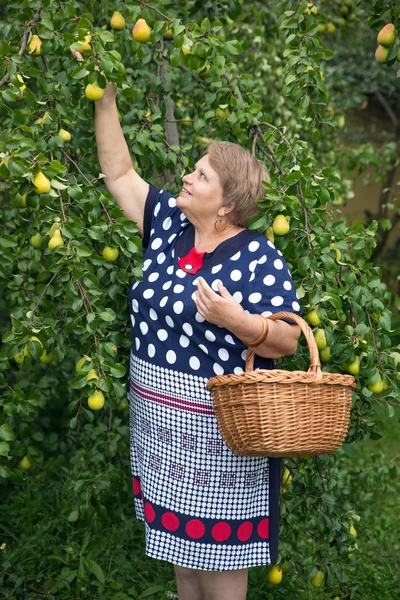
127;186;301;571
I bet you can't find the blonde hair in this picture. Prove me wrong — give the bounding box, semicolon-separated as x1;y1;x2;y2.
206;141;270;227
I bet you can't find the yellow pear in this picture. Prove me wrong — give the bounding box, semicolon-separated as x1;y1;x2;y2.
311;570;325;587
377;23;396;47
375;45;390;63
330;243;342;260
265;227;274;243
216;106;230;119
19;193;27;207
313;328;327;350
110;11;125;30
307;309;321;326
14;351;25;364
85;82;105;101
33;172;51;194
343;356;360;375
11;74;26;100
86;368;99;382
132;18;151;43
77;34;92;55
19;456;32;470
326;22;336;33
272;215;290;236
88;390;105;410
102;246;119;262
30;233;42;248
368;378;384;393
48;230;64;251
28;34;42;56
35;111;51;125
39;349;54;363
76;356;89;374
320;346;331;362
58;129;71;142
267;565;282;584
349;524;357;537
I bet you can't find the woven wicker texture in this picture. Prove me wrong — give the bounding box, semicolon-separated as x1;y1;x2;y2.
206;312;356;458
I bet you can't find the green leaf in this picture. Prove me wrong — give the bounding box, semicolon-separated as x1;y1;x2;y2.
70;374;89;389
225;40;243;55
98;309;116;322
83;558;105;584
0;441;10;456
139;586;166;599
108;363;126;378
0;424;16;442
0;235;18;249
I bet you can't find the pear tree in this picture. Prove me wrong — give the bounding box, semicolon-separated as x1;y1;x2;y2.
0;0;399;597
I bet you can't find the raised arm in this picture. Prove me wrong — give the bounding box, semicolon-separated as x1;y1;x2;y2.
94;83;149;235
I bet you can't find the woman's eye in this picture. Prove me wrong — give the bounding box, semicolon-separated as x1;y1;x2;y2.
199;172;205;178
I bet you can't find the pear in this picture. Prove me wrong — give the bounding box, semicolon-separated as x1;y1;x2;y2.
77;34;92;55
58;129;71;142
375;45;390;63
102;246;119;262
19;193;27;207
86;368;99;381
48;222;60;237
13;74;26;100
215;106;230;119
39;349;54;363
76;356;89;374
313;328;327;350
272;215;290;236
88;390;105;410
265;226;274;243
368;378;384;393
110;11;125;31
19;456;32;470
30;232;42;249
330;243;342;260
48;230;64;251
377;24;396;47
28;34;42;56
311;570;325;588
132;18;151;43
320;346;331;362
343;356;360;375
85;83;105;101
33;171;51;194
307;309;321;326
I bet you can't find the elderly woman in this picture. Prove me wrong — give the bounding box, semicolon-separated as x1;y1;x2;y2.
95;84;301;600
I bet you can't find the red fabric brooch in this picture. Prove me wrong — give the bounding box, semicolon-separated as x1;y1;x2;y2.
177;247;207;274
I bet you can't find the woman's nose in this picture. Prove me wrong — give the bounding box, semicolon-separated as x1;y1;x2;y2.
183;171;193;184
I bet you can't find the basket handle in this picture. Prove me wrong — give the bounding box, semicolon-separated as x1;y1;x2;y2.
245;312;323;382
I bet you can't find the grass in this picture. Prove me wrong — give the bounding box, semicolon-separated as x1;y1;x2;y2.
1;403;399;599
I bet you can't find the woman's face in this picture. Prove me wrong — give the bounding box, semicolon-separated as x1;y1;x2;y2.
176;155;226;225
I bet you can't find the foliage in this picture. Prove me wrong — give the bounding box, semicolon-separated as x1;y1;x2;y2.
1;0;400;597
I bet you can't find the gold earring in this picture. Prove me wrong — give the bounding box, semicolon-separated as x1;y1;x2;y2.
215;218;227;232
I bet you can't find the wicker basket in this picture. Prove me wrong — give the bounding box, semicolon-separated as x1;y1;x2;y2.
206;312;356;458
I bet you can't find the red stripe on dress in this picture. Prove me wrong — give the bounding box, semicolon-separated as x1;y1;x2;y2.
130;379;215;415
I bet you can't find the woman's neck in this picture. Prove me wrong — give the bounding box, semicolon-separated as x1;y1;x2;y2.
194;224;245;253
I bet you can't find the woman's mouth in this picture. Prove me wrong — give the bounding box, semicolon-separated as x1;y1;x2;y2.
180;187;192;196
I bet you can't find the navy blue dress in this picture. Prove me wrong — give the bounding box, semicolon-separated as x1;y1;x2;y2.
127;186;301;571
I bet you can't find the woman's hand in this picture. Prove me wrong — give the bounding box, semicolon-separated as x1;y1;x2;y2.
70;48;117;104
194;277;246;329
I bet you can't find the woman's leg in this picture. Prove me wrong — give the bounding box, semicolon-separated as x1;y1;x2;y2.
174;565;203;600
197;568;248;600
